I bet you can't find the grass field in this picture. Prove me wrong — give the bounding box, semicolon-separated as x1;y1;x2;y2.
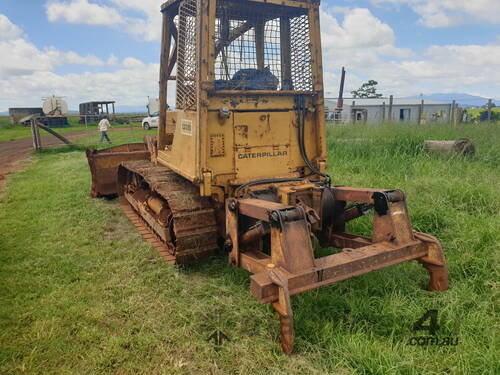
0;115;144;143
0;123;498;374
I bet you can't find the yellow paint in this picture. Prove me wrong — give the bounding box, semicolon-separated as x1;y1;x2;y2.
158;0;326;200
202;171;212;196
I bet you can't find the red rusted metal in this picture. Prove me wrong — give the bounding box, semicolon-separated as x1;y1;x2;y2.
225;185;448;353
86;143;150;197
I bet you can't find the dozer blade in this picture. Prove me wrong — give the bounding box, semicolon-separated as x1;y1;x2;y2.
86;143;150;197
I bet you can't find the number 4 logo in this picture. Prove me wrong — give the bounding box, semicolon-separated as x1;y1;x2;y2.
413;309;439;335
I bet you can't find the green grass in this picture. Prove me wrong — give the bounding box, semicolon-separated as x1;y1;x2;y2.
1;123;498;374
0;116;144;143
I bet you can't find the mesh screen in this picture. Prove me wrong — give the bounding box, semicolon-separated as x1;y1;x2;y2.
290;15;313;91
214;18;283;88
174;0;314;106
213;2;313;92
176;0;198;110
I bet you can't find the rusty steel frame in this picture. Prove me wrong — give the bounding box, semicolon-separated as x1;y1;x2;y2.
225;185;448;354
86;144;150;197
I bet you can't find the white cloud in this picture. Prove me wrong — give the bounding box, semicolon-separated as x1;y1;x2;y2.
46;0;124;26
0;14;23;40
44;49;105;66
344;42;500;96
0;38;54;77
107;54;119;65
0;62;173;111
0;39;108;78
320;7;413;80
0;14;114;79
322;8;394;49
110;0;162;41
319;7;499;98
122;56;145;68
371;0;500;27
44;0;162;41
0;14;167;111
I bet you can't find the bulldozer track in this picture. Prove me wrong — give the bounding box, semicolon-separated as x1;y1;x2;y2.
120;198;177;264
118;160;219;264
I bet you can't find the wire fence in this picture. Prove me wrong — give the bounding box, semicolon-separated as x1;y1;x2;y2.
79;113;146;128
23;99;497;153
26;113;153;152
324;97;498;125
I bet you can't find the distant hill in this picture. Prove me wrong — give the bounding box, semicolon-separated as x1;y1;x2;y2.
406;93;499;108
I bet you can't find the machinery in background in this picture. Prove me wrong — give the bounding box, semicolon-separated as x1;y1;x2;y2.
39;95;69;127
9;96;69;127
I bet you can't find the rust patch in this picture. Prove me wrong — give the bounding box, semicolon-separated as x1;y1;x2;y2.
235;125;248;139
210;134;225;157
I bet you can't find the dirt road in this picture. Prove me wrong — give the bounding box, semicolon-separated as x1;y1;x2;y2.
0;129;124;185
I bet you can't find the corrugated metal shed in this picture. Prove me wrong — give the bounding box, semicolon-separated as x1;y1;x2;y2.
8;107;43;124
331;98;445;106
325;98;454;124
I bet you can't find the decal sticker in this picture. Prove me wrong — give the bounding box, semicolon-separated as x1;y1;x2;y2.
181;119;192;136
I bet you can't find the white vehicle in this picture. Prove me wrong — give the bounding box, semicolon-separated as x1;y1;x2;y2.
142;114;158;130
142;98;159;130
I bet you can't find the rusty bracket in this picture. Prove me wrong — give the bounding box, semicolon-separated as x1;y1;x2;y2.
372;190;404;216
267;264;294;355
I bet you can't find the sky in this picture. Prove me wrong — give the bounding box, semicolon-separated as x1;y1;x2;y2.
0;0;499;111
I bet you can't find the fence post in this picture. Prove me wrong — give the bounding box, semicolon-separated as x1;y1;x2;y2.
30;119;41;150
418;99;424;125
36;121;42;148
30;120;37;150
487;99;492;122
450;100;456;126
352;100;356;124
382;101;386;123
36;121;72;145
388;95;393;123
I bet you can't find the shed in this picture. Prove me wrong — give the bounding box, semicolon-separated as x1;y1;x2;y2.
79;101;115;122
325;98;453;125
8;107;43;125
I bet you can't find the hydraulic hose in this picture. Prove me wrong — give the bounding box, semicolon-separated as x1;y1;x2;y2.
295;95;331;186
234;95;331;196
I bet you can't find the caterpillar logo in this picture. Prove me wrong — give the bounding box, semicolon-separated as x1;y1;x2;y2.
238;150;287;159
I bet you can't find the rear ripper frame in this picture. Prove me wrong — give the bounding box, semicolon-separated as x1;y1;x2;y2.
225;185;448;354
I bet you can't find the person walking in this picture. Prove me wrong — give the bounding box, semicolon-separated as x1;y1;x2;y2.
98;116;112;144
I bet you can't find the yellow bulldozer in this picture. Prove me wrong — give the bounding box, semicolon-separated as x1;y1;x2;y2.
86;0;448;354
